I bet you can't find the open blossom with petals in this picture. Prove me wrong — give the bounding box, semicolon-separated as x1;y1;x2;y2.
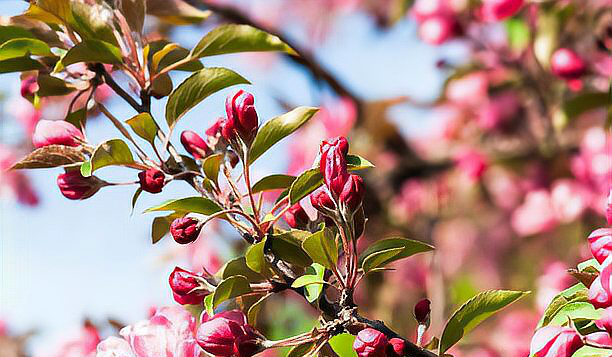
551;48;587;80
480;0;524;22
196;310;263;357
589;258;612;309
353;328;388;357
32;120;84;148
138;168;165;193
588;228;612;265
530;326;583;357
57;171;104;200
169;267;210;305
96;306;199;357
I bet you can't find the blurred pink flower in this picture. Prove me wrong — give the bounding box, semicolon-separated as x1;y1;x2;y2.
40;324;100;357
97;306;199;357
0;145;39;206
490;310;537;357
446;72;489;107
584;332;612;347
454;149;488;181
418;15;458;45
511;190;558;236
536;262;573;313
475;91;520;131
187;225;223;274
550;179;590;223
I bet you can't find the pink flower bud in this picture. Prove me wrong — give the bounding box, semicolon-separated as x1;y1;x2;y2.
206;118;225;137
223;90;259;144
414;298;431;324
353;328;388;357
284;202;310;228
480;0;524;22
388;338;405;357
138;168;165;193
56;171;103;200
196;310;262;357
588;228;612;265
169;267;209;305
321;146;350;197
595;307;612;336
339;174;365;211
529;326;583;357
32;120;84;148
180;130;209;160
418;15;458;45
170;217;202;244
320;136;349;160
20;76;38;98
589;259;612;309
551;48;587;80
310;188;335;212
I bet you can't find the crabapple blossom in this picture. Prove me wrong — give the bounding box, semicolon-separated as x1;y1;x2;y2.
479;0;524;22
57;171;104;200
223;90;259;144
138;168;165;193
196;310;263;357
551;48;587;80
589;257;612;309
339;174;365;211
595;307;612;336
388;338;405;357
418;15;458;45
180;130;210;160
529;326;583;357
169;267;210;305
588;228;612;265
353;328;388;357
32;120;84;148
170;217;202;244
284;202;310;228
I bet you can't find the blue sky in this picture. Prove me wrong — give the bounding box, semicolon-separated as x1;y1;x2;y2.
0;1;460;353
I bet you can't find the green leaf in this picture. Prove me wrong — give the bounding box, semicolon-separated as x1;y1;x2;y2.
202;153;223;185
120;0;146;34
439;290;529;354
359;238;434;274
0;38;52;61
65;108;87;128
0;26;36;45
191;24;296;59
252;174;296;194
151;214;180;244
147;40;203;72
248;107;319;164
303;263;326;303
547;302;601;326
11;145;85;170
165;67;250;127
270;231;313;267
538;283;588;328
221;257;265;282
125;113;158;144
329;334;358;357
302;228;338;270
60;40;122;68
288;155;375;204
212;275;251;309
573;346;612;357
151;43;179;72
245;240;270;275
37;74;74;97
0;56;43;73
292;273;327;288
247;293;270;325
563;92;609;119
80;139;134;177
131;187;142;213
69;1;118;45
144;197;223;215
505;18;530;52
146;0;210;25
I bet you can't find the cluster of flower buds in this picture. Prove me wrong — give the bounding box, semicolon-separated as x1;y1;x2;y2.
196;310;264;357
170;217;203;244
169;267;212;305
138;168;166;193
57;171;105;200
352;328;407;357
311;137;365;218
32;120;84;148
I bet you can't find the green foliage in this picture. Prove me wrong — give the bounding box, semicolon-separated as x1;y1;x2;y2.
252;174;296;194
0;57;43;73
165;67;250;127
359;237;434;274
125;113;158;145
147;41;203;72
202;153;224;185
191;24;296;59
204;275;252;316
37;74;74;97
248;107;320;164
0;38;53;61
538;283;589;328
144;197;223;216
81;139;134;176
302;228;338;270
439;290;529;354
329;333;358;357
58;40;122;69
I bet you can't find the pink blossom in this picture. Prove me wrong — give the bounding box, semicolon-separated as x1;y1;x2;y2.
584;332;612;347
196;310;262;357
588;228;612;265
551;48;587;80
446;72;489;107
479;0;524;22
589;257;612;309
595;307;612;336
511;190;558;236
418;15;458;45
411;0;451;22
41;324;100;357
550;179;590;223
475;91;520;131
529;326;583;357
353;328;388;357
454;149;488;181
0;145;39;206
536;262;573;313
96;306;199;357
607;190;612;225
32;120;84;148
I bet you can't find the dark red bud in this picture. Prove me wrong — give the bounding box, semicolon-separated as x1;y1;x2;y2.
180;130;210;160
169;267;209;305
138;168;165;193
388;338;405;357
310;188;335;212
224;90;259;144
551;48;587;80
320;136;349;159
353;328;388;357
414;299;431;324
284;203;310;228
170;217;202;244
56;171;103;200
339;174;365;211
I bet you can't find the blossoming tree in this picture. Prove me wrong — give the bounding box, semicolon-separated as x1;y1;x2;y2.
1;0;610;356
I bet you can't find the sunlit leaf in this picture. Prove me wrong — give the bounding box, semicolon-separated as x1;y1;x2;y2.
359;237;434;274
302;228;338;270
60;40;122;68
80;139;134;176
11;145;85;169
212;275;251;309
125;113;158;144
144;197;223;215
252;174;296;194
0;38;52;61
